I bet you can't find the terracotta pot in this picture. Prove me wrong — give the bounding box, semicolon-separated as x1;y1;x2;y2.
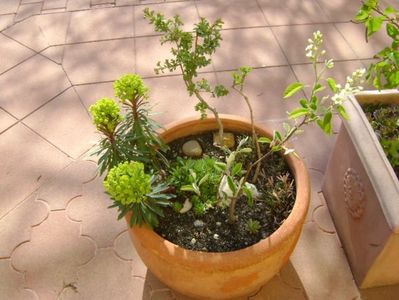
322;90;399;288
126;114;310;299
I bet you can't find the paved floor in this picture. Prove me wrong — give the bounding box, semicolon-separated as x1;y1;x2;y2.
1;0;399;299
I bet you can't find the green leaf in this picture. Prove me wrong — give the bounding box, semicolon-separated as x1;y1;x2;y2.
181;185;196;193
289;107;309;119
198;174;209;186
322;111;333;135
232;163;243;177
366;17;385;37
258;137;272;144
226;176;237;195
387;23;399;39
355;9;370;22
274;131;282;141
326;77;338;93
283;82;304;99
299;98;308;108
384;6;396;16
337;105;349;120
313;83;325;94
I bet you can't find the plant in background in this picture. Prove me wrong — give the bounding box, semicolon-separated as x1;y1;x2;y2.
144;9;229;146
104;161;173;228
355;0;399;89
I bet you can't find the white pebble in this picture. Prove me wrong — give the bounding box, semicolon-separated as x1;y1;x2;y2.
213;234;219;240
194;220;205;227
216;222;222;226
190;238;197;245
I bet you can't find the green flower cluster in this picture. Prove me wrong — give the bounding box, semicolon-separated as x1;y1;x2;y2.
114;74;149;103
104;161;151;206
89;97;123;133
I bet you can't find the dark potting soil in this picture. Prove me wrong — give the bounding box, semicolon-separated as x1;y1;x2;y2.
362;103;399;179
154;132;296;252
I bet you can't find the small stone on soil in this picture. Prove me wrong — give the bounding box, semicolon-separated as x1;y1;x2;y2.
194;220;205;227
182;140;202;157
213;132;235;148
190;238;197;245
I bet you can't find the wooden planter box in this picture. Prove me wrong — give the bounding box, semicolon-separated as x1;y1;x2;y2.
322;90;399;288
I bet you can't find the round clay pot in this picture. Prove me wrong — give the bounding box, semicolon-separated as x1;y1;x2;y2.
126;114;310;299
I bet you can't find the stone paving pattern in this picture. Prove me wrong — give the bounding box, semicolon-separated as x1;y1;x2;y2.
1;0;399;299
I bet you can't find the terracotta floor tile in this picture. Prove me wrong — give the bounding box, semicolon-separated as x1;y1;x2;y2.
272;24;357;64
76;248;141;298
196;0;266;30
74;81;115;109
290;222;360;299
336;22;392;60
23;88;97;158
38;160;97;210
0;124;71;217
63;39;135;84
143;73;218;125
0;14;15;31
11;210;96;299
114;231;147;277
67;176;126;247
66;0;91;10
313;205;336;234
40;45;65;64
290;122;339;172
116;0;139;5
15;3;42;22
0;55;70;119
4;12;71;52
0;259;38;299
250;274;306;299
0;193;48;258
135;35;181;77
214;66;298;121
0;33;35;75
43;0;67;10
258;0;330;25
0;108;16;133
67;6;134;43
0;1;19;15
213;28;288;71
315;0;361;22
92;0;116;5
134;1;199;37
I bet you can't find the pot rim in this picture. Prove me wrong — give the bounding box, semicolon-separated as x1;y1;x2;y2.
131;114;310;270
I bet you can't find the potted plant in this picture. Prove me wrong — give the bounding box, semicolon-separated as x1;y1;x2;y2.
322;0;399;289
89;10;364;299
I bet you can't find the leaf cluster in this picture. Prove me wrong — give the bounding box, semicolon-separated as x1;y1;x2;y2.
168;157;223;215
90;74;168;175
105;162;173;228
144;8;228;124
355;0;399;89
